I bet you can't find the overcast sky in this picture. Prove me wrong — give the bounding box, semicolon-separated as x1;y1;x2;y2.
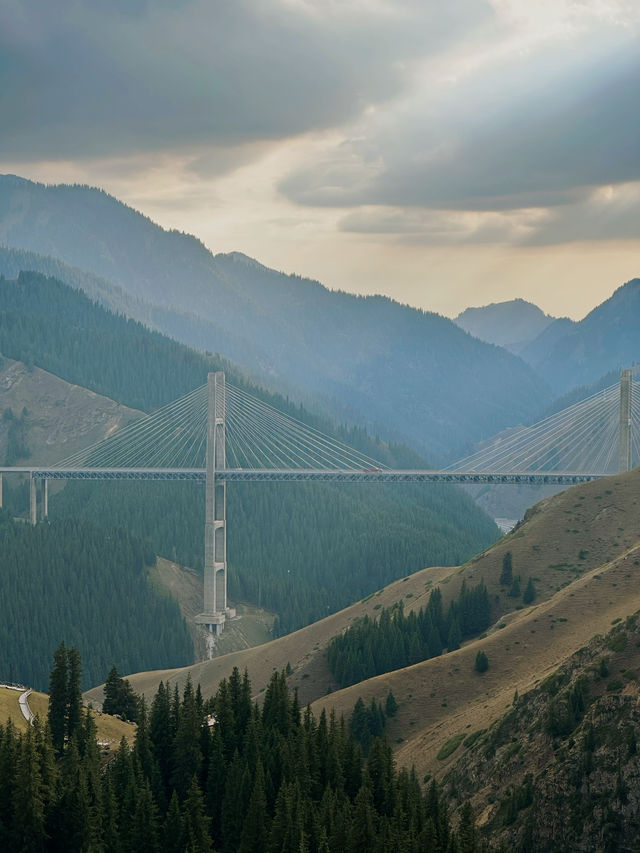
1;0;639;319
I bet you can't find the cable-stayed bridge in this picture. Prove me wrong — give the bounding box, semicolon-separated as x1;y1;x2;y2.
0;367;637;632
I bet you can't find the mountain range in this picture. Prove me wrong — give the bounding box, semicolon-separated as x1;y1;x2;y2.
0;174;550;461
455;298;555;354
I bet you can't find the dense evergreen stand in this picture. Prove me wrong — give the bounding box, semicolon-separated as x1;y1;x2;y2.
0;649;488;852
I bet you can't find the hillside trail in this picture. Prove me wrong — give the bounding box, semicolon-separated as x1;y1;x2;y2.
0;683;34;725
18;689;34;724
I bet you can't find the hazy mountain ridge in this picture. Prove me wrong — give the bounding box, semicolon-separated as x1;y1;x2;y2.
455;298;556;353
0;174;551;460
518;316;577;369
524;278;640;393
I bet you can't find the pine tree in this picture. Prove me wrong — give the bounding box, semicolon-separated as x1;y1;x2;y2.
385;691;398;718
130;779;159;853
66;647;83;743
238;760;267;853
171;677;203;799
149;681;172;785
523;578;536;604
349;779;377;853
12;727;46;852
508;577;521;598
183;777;213;853
48;642;68;754
500;552;513;586
447;618;462;652
474;651;489;673
164;791;183;853
103;666;138;721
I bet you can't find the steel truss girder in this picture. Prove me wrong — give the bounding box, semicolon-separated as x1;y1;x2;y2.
0;467;603;485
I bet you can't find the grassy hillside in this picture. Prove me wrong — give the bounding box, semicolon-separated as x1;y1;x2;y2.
0;356;140;467
104;468;640;779
0;688;134;752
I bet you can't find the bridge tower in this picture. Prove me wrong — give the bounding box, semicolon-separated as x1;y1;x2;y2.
196;372;234;634
619;368;632;473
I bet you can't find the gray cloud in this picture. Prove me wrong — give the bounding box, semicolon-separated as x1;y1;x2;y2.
338;205;545;245
0;0;491;160
337;183;640;247
525;183;640;245
281;36;640;212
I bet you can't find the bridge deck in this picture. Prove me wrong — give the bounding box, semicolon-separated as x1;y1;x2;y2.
0;467;604;485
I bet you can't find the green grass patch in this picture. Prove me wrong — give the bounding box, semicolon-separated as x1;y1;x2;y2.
437;733;466;761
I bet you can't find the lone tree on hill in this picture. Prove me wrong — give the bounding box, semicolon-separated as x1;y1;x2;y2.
385;690;398;717
523;578;536;604
103;665;139;722
500;552;513;586
474;650;489;673
509;576;521;598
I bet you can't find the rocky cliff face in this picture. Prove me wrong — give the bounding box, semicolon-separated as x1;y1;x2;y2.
445;612;640;851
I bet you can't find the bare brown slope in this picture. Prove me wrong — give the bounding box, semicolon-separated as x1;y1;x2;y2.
0;357;141;464
150;557;275;662
86;562;456;706
96;469;640;728
310;482;640;780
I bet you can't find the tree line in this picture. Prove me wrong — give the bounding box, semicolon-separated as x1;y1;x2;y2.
0;647;489;852
328;582;492;688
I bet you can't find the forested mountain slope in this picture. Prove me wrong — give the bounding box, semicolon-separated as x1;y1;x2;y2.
0;272;498;638
0;175;550;459
52;478;494;637
0;510;192;690
522;278;640;393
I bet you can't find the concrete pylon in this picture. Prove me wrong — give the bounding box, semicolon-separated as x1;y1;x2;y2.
619;368;632;473
29;474;37;525
43;478;49;519
196;372;234;634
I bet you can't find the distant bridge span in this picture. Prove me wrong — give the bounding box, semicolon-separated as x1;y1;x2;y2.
0;366;636;635
0;466;604;486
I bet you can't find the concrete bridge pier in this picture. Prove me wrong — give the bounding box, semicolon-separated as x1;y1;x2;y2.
619;368;632;473
29;474;37;525
196;372;234;635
